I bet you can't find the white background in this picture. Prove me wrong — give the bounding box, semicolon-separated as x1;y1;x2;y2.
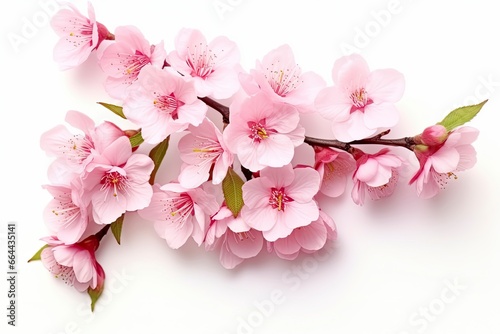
1;0;500;333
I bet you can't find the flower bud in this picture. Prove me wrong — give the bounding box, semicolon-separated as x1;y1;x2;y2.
420;124;449;146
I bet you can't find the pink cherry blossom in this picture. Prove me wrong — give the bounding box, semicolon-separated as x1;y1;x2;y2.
139;183;219;249
99;25;167;100
205;206;263;269
351;149;403;205
43;184;88;244
168;28;241;99
239;44;325;112
40;110;125;184
123;65;208;144
40;236;104;292
409;126;479;199
223;93;305;172
269;210;337;260
314;146;356;197
241;164;320;241
178;118;233;188
315;54;405;141
51;2;111;70
83;137;154;225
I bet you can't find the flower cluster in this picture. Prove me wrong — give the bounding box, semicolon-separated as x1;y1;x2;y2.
30;2;486;310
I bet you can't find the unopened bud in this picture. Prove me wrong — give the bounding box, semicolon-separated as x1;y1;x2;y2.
420;124;449;146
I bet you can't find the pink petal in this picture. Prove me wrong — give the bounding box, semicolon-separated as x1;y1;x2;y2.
258;135;295;168
363;103;399;129
92;189;127;225
286;167;320;203
332;111;377;142
227;230;263;259
72;250;94;283
241;205;278;232
282;201;319;229
332;54;370;88
219;245;244;269
431;149;460;173
294;220;328;251
366;69;405;103
273;235;301;255
262;214;293;241
52;245;77;267
162;221;193;249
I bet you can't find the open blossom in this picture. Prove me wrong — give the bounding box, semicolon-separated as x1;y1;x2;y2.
351;149;403;205
241;164;320;241
43;184;88;244
40;236;104;292
40;110;125;184
239;44;325;112
123;65;208;144
315;54;405;141
178;118;233;188
99;25;167;100
168;28;241;99
139;183;219;249
314;146;356;197
223;93;305;172
83;137;154;225
205;206;263;269
269;210;337;260
409;126;479;198
51;2;111;70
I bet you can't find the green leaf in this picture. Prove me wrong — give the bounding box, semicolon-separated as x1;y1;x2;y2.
438;100;487;131
222;168;245;217
97;102;126;119
27;244;49;263
110;214;125;245
88;284;104;312
129;131;144;148
149;136;170;184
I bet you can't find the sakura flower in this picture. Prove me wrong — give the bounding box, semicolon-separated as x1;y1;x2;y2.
99;25;167;100
123;65;208;144
351;149;403;205
83;137;154;225
315;54;405;141
241;164;320;241
40;110;125;184
240;44;325;112
40;236;105;292
409;126;479;199
178;118;233;188
51;2;112;70
139;183;219;249
168;28;241;99
43;183;88;244
314;146;356;197
223;93;305;172
269;210;337;260
205;206;263;269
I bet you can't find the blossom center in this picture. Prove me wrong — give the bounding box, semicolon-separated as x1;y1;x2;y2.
163;194;194;225
100;170;129;198
186;43;216;79
154;93;183;119
269;187;293;212
62;134;94;165
266;64;303;97
350;88;372;112
248;120;275;143
122;50;151;77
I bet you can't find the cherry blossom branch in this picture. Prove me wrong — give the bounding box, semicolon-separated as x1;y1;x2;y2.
201;96;417;151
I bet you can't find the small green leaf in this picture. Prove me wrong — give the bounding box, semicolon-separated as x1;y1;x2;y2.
129;131;144;148
28;244;49;263
88;284;104;312
438;100;487;131
110;214;125;245
222;168;245;217
97;102;126;119
149;136;170;184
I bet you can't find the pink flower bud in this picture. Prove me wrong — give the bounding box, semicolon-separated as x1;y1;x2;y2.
421;124;448;146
